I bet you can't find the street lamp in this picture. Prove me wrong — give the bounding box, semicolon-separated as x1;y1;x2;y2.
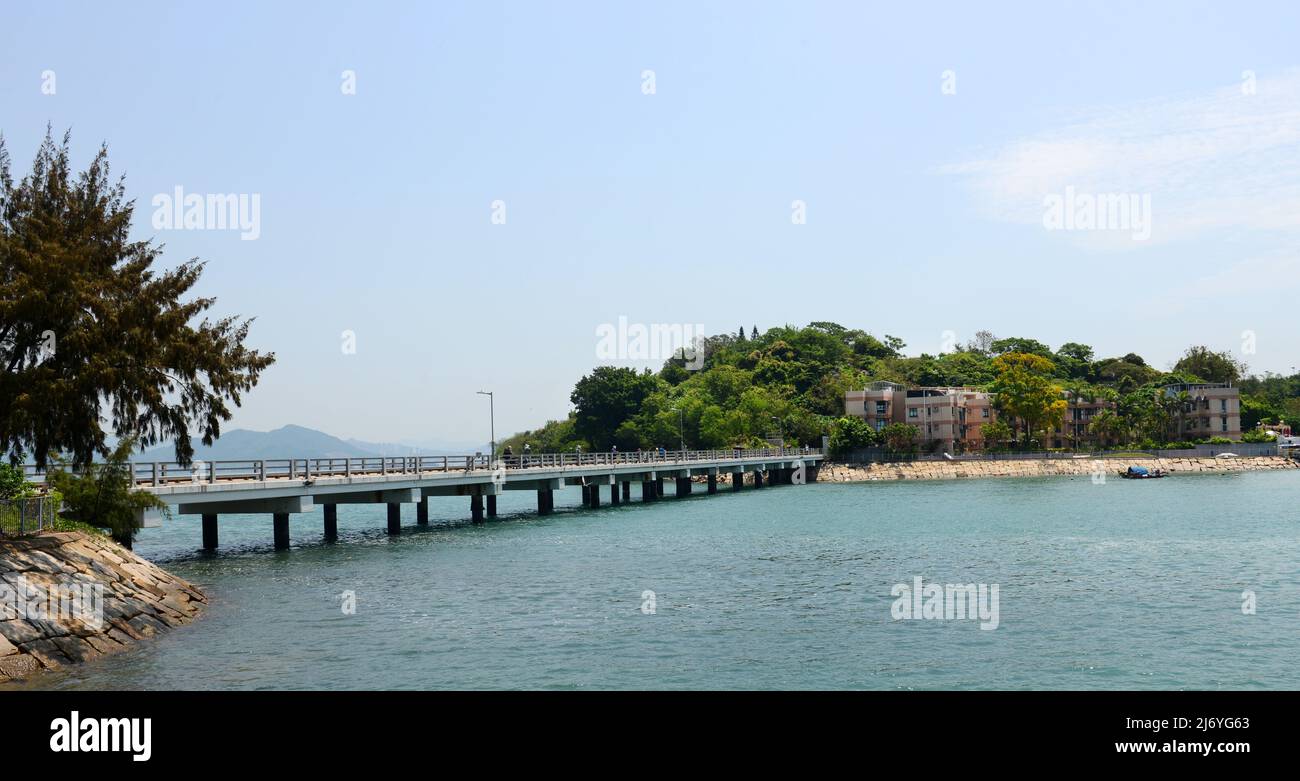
670;407;685;453
476;391;495;463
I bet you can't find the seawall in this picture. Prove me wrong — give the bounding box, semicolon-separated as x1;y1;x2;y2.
818;455;1299;482
0;531;206;683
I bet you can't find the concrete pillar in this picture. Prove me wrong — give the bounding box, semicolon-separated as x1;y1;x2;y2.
538;489;550;515
642;480;655;502
416;499;428;525
201;514;218;551
609;483;620;505
707;474;717;494
806;465;819;483
323;504;338;541
622;481;631;501
273;513;290;550
732;472;743;491
545;489;554;513
676;477;690;497
754;470;764;488
589;484;601;508
471;492;484;524
487;494;497;517
387;503;401;535
581;485;591;505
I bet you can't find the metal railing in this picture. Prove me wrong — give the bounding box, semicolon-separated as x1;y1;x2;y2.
17;447;822;489
0;496;61;537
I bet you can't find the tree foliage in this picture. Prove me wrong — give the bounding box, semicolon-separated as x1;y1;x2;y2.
47;438;166;548
0;128;275;467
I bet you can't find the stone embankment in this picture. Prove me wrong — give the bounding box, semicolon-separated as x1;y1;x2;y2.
0;531;205;683
817;456;1298;482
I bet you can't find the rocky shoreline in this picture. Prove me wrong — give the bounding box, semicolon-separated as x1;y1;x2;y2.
816;455;1298;482
0;531;205;683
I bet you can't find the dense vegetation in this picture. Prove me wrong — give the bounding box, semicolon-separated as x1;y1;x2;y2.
501;323;1298;456
1;128;274;469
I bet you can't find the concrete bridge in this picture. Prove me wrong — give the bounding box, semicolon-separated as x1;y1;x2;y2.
29;448;823;551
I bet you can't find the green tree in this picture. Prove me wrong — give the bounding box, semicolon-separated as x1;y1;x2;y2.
47;438;166;548
1173;345;1245;383
0;461;28;499
1;129;275;468
828;416;877;456
989;353;1067;447
980;418;1014;451
880;422;919;453
570;366;661;449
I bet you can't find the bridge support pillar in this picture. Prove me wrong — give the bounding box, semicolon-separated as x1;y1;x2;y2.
732;472;742;491
273;513;290;550
707;474;717;494
753;470;764;488
416;499;428;525
641;480;654;502
202;514;218;551
387;503;401;535
538;489;553;515
588;484;601;508
676;477;691;497
487;494;497;517
806;465;818;483
622;481;631;501
609;484;620;505
581;485;591;505
323;504;338;541
471;492;484;524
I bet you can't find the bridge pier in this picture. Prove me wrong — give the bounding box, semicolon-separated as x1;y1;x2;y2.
675;477;691;497
581;485;591;505
487;494;497;517
609;483;621;505
753;470;764;488
471;492;484;523
416;499;428;525
273;513;290;550
387;503;401;535
707;474;717;494
641;480;655;502
323;504;338;541
201;514;218;551
589;484;601;508
731;471;742;491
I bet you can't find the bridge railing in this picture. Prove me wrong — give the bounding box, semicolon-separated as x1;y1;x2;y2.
19;447;821;488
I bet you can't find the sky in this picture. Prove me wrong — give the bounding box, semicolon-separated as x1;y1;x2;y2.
3;1;1299;447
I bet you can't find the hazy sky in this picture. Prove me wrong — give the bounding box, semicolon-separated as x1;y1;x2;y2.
4;1;1299;446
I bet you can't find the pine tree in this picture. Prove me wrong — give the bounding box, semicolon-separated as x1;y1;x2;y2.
1;128;275;467
751;326;759;340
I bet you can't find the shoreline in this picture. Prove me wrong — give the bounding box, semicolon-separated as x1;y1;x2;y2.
815;455;1298;483
0;531;206;684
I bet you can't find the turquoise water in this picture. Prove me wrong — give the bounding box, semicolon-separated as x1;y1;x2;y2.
10;471;1300;690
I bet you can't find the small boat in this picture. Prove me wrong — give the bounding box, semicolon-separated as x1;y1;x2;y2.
1118;465;1166;479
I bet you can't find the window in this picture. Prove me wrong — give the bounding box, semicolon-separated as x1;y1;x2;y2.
1220;399;1227;412
1222;416;1228;432
876;420;885;431
982;408;989;419
908;408;918;418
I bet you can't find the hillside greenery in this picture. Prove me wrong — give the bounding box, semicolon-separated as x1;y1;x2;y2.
500;323;1297;457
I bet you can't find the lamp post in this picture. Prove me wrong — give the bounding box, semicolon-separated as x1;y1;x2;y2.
670;407;685;453
476;390;495;463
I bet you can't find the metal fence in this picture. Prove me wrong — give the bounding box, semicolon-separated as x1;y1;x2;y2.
0;496;61;537
17;447;822;489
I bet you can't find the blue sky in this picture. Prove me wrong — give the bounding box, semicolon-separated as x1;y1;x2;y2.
4;1;1299;446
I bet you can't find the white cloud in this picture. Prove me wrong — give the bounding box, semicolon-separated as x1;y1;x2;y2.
940;70;1300;246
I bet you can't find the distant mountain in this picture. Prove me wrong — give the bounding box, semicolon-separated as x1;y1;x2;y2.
344;438;489;457
141;425;378;461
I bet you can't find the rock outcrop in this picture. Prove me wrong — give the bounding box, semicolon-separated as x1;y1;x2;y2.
0;531;205;683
